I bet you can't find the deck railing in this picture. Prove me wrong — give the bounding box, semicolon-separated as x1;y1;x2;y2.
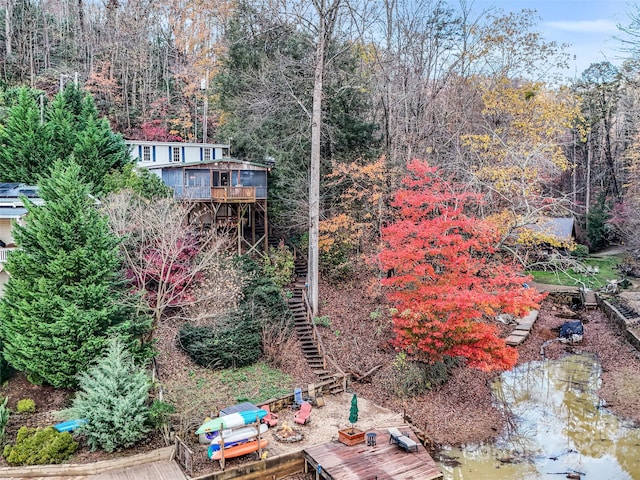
0;248;16;263
211;186;257;202
172;186;265;201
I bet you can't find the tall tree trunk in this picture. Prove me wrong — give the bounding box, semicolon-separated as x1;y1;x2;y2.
308;13;326;318
308;0;341;316
4;2;11;58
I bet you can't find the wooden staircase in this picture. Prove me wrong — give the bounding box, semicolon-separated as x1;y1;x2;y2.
288;252;346;395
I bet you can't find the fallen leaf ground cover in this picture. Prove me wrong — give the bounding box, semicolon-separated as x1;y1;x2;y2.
1;269;639;478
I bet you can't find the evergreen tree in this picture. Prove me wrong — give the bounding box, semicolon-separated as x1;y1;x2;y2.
0;84;130;192
0;88;50;183
61;338;150;452
587;194;612;251
72;114;130;193
0;161;152;388
102;163;172;200
45;91;77;163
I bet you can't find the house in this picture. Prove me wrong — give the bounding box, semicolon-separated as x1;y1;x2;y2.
126;140;231;167
0;184;43;295
128;141;272;255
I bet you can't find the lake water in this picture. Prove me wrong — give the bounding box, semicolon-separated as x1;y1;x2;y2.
437;354;640;479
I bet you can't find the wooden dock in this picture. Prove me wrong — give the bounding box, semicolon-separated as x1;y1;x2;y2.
303;427;442;480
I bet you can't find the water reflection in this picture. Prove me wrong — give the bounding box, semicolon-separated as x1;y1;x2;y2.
437;354;640;479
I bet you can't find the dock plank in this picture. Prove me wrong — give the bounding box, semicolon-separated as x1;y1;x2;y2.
304;427;442;480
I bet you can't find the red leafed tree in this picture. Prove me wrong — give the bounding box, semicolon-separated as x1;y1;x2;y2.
378;160;545;371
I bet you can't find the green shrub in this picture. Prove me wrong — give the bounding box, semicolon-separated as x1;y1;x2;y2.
179;257;294;370
179;312;262;369
0;397;9;444
3;427;78;465
262;244;295;288
570;244;589;258
385;353;462;397
313;315;331;327
16;399;35;414
147;400;176;430
60;338;150;452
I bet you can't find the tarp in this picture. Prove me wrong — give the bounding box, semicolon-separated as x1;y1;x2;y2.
559;321;584;338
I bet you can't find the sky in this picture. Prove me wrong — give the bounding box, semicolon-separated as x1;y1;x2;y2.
476;0;633;78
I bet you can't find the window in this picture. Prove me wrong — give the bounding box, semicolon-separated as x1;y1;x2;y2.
172;147;181;163
203;148;212;161
222;148;230;158
142;146;151;162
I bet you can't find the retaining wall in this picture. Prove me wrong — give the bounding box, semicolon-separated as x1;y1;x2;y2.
597;295;640;351
193;451;305;480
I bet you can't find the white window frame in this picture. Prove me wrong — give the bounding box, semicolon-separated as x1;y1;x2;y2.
172;146;181;163
142;146;151;162
203;147;212;161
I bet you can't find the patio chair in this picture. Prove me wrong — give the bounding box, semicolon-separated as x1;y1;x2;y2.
294;401;312;425
293;387;304;408
388;427;402;445
397;435;418;453
260;404;279;427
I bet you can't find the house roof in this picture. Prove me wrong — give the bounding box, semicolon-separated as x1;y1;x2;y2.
0;183;40;199
527;217;575;241
147;158;271;170
0;207;27;218
0;184;43;218
125;140;230;148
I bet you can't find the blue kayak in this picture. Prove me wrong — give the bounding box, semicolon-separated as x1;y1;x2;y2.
54;419;88;432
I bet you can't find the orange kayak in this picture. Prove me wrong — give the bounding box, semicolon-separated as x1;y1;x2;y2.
210;438;269;461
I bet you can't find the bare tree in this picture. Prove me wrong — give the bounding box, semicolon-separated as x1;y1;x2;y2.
102;191;243;327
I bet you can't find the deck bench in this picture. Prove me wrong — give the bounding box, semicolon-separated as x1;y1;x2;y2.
387;428;402;445
397;435;418;453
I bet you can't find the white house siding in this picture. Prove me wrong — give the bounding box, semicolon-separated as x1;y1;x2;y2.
0;271;7;295
126;141;230;168
0;218;12;245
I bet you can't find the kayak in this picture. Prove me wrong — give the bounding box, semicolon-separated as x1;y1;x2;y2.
209;424;268;446
195;409;267;435
54;419;88;433
210;438;269;461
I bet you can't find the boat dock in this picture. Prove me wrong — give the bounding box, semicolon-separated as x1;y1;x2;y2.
303;426;442;480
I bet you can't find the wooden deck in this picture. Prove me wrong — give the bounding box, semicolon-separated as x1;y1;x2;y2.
303;427;442;480
93;460;185;480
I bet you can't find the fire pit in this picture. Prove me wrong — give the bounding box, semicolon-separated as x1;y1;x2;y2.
273;421;304;443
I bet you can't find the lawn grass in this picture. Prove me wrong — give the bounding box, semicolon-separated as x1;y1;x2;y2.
217;363;293;404
163;360;295;429
527;255;622;288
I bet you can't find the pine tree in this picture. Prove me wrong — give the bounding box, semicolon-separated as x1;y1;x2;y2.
0;85;130;192
0;161;152;388
72;114;130;193
0;88;51;183
46;91;77;163
61;337;150;452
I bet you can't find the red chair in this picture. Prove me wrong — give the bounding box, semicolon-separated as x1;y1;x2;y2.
260;404;279;427
294;401;312;425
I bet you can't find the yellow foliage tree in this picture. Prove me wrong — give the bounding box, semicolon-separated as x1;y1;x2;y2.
462;78;584;252
319;156;396;259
